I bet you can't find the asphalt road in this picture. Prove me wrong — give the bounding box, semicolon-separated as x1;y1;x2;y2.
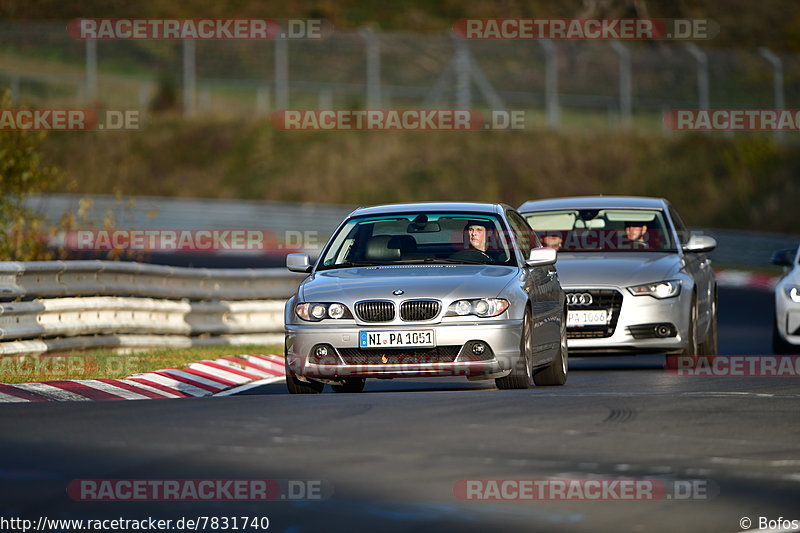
0;287;797;533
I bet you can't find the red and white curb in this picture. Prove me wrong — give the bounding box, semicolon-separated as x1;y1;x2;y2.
0;354;286;403
714;269;780;291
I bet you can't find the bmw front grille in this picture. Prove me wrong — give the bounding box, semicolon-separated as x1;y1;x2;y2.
355;301;395;322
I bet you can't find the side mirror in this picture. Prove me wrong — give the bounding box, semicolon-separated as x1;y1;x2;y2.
682;234;717;253
770;248;797;267
526;246;557;267
287;253;312;273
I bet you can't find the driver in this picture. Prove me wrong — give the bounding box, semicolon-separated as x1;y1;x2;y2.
466;221;490;252
622;220;650;249
458;220;506;262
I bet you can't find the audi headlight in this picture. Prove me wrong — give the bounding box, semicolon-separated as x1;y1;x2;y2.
627;280;681;299
785;285;800;303
295;302;353;321
446;298;509;317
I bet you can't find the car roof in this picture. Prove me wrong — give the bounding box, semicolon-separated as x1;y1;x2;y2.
518;196;668;212
349;202;507;217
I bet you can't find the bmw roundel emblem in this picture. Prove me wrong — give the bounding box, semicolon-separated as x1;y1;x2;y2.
392;289;404;295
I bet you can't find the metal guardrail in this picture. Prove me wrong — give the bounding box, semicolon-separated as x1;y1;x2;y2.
27;195;800;270
0;261;305;355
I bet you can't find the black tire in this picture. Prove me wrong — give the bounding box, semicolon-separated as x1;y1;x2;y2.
680;294;698;356
331;378;366;393
285;356;324;394
773;315;797;355
698;293;718;356
533;310;568;386
495;309;532;390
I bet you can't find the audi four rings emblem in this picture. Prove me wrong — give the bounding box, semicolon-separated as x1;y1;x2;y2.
567;293;593;306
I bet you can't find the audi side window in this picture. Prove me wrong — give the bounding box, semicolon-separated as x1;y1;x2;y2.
668;206;690;245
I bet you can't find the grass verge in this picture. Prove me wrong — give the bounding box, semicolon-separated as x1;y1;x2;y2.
0;344;283;385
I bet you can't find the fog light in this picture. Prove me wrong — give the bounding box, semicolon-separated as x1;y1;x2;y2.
314;345;329;357
472;342;486;355
655;325;671;338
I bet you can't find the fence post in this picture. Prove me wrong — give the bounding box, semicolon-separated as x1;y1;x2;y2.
10;75;19;106
453;36;471;109
539;40;559;129
274;35;289;109
610;41;632;128
360;28;382;109
686;44;709;110
182;39;196;116
85;39;97;103
318;88;333;109
760;47;785;141
256;86;271;114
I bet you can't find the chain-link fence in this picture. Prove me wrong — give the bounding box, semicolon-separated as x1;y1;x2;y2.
1;21;798;130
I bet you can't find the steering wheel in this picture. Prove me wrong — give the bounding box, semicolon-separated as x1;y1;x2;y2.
449;249;492;263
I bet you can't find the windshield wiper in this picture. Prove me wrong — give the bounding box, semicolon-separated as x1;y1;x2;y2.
317;261;390;270
320;257;491;269
417;257;487;265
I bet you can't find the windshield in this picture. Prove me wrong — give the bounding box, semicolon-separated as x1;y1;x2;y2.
523;208;677;252
318;212;516;269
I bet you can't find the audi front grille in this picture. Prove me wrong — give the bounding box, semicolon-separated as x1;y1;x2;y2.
565;289;623;339
355;301;395;322
400;300;441;321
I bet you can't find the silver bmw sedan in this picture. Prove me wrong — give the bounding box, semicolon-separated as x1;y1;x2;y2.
519;196;718;356
284;202;568;393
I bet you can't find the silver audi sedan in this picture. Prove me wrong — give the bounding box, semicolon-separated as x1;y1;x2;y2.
284;202;568;393
518;196;718;355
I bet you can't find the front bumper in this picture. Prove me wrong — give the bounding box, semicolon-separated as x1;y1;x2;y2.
285;320;523;380
565;286;690;353
775;288;800;346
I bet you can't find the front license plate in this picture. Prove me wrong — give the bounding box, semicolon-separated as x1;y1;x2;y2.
567;310;610;327
359;330;435;348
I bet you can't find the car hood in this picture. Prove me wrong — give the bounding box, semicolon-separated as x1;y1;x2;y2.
300;264;518;303
554;252;681;288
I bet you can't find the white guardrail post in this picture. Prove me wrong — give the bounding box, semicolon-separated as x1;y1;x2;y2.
0;261;306;355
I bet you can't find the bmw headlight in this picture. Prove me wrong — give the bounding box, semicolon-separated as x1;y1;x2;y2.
295;302;353;321
627;280;682;299
784;285;800;303
446;298;509;317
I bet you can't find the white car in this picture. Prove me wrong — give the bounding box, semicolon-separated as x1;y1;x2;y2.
771;245;800;354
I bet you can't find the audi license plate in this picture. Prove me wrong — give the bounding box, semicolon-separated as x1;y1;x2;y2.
567;310;610;327
359;330;435;348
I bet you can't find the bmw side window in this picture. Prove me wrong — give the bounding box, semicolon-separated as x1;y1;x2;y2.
506;211;534;257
